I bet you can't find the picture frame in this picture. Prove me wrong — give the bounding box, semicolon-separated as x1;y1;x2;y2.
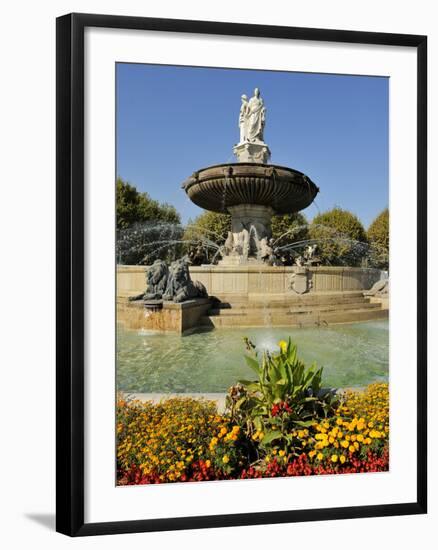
56;12;427;536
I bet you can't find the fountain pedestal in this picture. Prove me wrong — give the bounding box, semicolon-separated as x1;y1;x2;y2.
183;162;319;266
233;141;271;163
217;255;266;267
229;204;274;239
218;204;275;265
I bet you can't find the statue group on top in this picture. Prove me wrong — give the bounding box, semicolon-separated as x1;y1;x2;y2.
238;87;267;144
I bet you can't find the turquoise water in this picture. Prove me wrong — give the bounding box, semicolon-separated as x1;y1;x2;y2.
117;320;389;393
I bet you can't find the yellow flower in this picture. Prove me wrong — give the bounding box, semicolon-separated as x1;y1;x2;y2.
336;418;344;426
308;450;316;458
340;455;346;464
349;445;355;453
317;452;324;461
278;340;288;353
341;440;349;448
205;459;211;468
222;455;229;464
331;454;338;463
279;450;286;457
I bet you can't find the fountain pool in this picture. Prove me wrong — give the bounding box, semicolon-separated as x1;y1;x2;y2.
117;320;388;393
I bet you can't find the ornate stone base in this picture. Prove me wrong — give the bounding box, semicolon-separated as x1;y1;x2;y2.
117;297;212;333
221;203;275;262
217;255;265;267
233;141;271;163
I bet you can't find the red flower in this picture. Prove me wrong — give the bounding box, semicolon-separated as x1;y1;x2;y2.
271;401;292;417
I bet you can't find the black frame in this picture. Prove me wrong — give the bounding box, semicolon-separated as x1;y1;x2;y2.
56;12;427;537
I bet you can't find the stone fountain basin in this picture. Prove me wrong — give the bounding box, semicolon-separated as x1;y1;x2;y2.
182;162;319;215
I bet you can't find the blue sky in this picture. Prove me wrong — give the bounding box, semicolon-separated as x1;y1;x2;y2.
116;63;388;228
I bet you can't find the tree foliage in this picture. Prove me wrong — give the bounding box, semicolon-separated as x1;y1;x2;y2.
309;207;368;266
271;212;308;247
116;178;182;265
184;211;232;244
116;177;180;230
367;208;389;269
182;211;231;264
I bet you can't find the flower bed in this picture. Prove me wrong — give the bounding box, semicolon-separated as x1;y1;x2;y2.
117;340;389;485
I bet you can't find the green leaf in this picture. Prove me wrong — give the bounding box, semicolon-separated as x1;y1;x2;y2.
293;420;315;427
245;355;261;376
254;417;263;431
262;430;282;445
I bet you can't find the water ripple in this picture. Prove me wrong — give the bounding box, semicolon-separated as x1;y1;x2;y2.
117;321;389;393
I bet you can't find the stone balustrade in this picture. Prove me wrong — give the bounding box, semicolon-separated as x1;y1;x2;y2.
117;264;381;299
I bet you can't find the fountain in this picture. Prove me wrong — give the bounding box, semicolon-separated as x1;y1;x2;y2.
182;88;319;266
117;88;388;331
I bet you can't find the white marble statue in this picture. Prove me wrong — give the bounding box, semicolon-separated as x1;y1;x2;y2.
238;95;249;143
224;231;234;255
304;244;317;260
234;87;270;163
246;88;266;143
259;237;274;263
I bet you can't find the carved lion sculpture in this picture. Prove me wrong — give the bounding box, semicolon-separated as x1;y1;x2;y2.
128;259;169;301
363;278;389;297
163;258;208;303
